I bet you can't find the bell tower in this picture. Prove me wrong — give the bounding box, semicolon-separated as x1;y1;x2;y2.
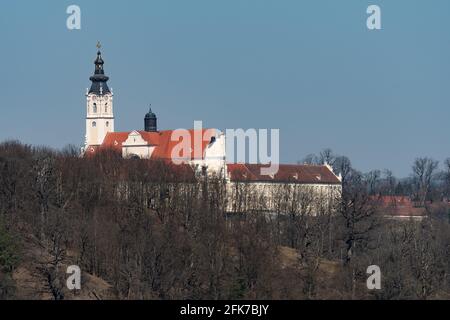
85;42;114;147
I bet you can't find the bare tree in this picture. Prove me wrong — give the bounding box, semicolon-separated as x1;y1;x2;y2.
318;148;336;167
365;170;381;195
442;158;450;200
381;169;397;196
412;157;439;207
339;171;379;265
334;156;353;186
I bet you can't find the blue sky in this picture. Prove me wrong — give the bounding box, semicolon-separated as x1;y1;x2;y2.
0;0;449;177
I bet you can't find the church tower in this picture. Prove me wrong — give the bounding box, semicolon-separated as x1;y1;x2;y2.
85;43;114;147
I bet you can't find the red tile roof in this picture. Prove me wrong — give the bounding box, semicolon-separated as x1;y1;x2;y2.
373;195;426;217
101;132;130;151
86;129;215;161
227;163;341;184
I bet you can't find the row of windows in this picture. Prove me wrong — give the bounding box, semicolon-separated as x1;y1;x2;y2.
92;121;110;128
90;103;109;114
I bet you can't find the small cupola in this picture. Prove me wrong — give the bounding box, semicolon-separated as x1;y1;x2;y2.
144;106;157;132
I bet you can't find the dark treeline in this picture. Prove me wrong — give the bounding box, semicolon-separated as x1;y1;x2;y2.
0;141;450;300
302;148;450;205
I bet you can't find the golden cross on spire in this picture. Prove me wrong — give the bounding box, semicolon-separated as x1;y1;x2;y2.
96;41;102;50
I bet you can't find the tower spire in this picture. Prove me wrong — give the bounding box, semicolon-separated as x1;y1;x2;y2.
89;42;110;95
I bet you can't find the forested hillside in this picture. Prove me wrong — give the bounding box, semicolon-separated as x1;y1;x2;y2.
1;141;450;299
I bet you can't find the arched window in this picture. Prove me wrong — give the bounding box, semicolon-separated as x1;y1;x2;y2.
106;121;109;127
105;103;108;113
93;103;97;113
92;121;97;127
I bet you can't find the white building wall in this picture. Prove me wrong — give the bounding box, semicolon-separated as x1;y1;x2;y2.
86;92;114;146
190;131;227;178
122;131;155;159
225;181;342;214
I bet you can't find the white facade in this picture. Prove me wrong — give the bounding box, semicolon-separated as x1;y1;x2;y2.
226;181;342;214
122;131;155;159
85;91;114;146
190;131;227;177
